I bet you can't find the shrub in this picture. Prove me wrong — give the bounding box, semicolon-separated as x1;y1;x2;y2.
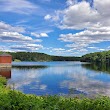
0;76;7;85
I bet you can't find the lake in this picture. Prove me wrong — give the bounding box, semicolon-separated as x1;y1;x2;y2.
1;61;110;97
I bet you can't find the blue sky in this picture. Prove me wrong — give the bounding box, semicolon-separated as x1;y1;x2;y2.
0;0;110;56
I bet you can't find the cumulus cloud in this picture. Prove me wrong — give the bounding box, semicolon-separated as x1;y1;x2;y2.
10;44;43;52
61;1;99;29
0;0;38;15
66;0;77;6
0;21;25;33
46;47;79;56
44;14;52;20
50;48;66;55
94;0;110;17
0;21;43;52
53;0;110;54
52;48;65;51
0;32;32;42
87;46;98;49
40;33;48;37
44;11;60;22
44;0;110;30
0;46;14;52
59;29;110;52
43;0;110;55
58;0;110;31
31;32;48;38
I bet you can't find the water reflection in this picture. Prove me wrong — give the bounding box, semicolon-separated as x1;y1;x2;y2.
0;68;11;79
82;63;110;74
7;62;110;97
8;65;48;95
12;65;47;69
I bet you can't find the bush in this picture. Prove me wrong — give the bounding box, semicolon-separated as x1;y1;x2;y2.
0;76;7;85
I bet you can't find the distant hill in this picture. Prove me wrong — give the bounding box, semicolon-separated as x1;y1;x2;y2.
81;50;110;63
0;52;80;61
1;50;110;63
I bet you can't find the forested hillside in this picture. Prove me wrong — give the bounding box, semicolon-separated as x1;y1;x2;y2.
1;50;110;62
0;52;80;61
81;50;110;63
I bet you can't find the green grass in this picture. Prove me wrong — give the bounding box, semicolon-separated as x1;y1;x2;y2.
0;76;110;110
0;76;7;85
14;59;21;62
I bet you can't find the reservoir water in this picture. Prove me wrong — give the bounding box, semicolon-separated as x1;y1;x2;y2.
2;61;110;97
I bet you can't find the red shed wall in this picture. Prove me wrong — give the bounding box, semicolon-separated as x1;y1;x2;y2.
0;56;12;63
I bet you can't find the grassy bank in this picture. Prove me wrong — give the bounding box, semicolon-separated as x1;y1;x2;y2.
0;76;110;110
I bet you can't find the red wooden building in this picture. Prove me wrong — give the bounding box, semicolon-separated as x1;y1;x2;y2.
0;53;12;68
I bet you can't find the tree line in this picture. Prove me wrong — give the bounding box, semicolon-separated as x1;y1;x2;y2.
81;50;110;63
1;50;110;62
0;52;80;61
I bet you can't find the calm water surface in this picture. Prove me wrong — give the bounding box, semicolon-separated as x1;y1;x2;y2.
4;61;110;97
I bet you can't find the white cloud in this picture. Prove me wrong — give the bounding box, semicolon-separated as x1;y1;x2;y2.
31;32;48;38
44;14;52;20
66;0;74;6
47;47;79;56
0;0;38;15
10;44;43;52
94;0;110;17
51;0;110;54
0;46;13;52
0;21;25;33
56;0;110;30
0;21;42;43
97;48;105;51
41;0;109;55
66;0;77;6
61;1;99;29
87;46;98;49
31;33;40;37
0;21;43;52
79;49;88;52
0;32;33;42
44;11;60;22
52;48;65;51
46;0;110;30
40;33;48;37
59;29;110;50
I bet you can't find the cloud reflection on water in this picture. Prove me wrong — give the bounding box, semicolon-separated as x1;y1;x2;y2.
7;62;110;96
